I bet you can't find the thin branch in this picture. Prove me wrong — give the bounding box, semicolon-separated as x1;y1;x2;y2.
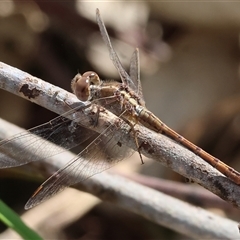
1;61;239;207
0;62;240;238
0;119;239;239
120;172;235;212
0;62;82;115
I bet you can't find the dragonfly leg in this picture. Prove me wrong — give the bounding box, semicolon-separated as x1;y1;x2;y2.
92;105;100;127
123;117;144;165
135;133;144;165
64;98;92;111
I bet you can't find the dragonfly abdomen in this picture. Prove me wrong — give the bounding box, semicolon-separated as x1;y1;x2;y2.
138;108;240;185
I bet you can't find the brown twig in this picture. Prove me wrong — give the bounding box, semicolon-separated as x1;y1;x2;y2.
120;172;236;212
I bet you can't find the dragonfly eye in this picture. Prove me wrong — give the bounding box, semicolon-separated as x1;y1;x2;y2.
71;71;101;101
85;71;100;86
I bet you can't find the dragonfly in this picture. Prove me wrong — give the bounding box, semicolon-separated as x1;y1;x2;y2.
1;9;240;209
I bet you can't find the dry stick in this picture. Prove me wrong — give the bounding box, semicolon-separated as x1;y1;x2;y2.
3;62;240;207
0;62;240;238
0;118;239;239
1;61;239;206
0;61;240;204
120;172;233;211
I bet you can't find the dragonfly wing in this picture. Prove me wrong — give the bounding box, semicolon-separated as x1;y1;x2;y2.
129;48;145;105
0;107;97;168
96;9;137;91
25;121;133;209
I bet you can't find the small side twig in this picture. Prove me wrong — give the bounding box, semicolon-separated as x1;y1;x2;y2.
120;172;235;212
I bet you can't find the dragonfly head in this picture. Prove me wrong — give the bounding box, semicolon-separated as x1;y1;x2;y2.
71;71;101;101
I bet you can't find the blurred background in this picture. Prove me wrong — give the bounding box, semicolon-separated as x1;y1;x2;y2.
1;1;240;239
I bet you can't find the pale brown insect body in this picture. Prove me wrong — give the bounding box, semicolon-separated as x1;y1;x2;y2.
1;9;240;210
72;70;240;186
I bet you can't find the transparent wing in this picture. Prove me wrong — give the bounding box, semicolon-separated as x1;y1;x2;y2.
96;9;137;92
25;121;133;209
0;106;97;168
129;48;145;106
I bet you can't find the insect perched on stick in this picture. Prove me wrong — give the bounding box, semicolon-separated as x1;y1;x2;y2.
0;8;240;209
